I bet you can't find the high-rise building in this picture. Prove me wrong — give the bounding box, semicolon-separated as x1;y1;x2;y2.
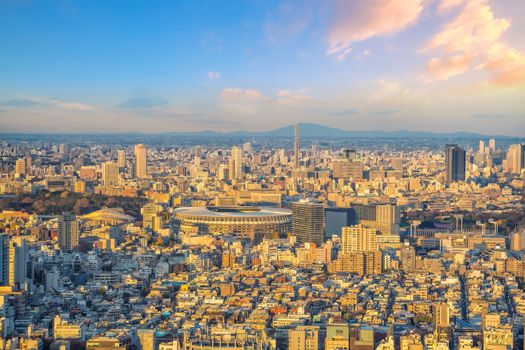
325;207;357;238
15;158;26;177
242;142;253;155
292;199;324;245
8;237;28;288
343;149;357;160
479;140;485;155
228;146;243;180
400;243;416;272
134;144;147;178
349;325;374;350
58;214;79;251
488;138;496;153
142;204;164;232
433;302;450;331
117;150;126;168
137;329;156;350
58;143;68;160
505;143;524;175
325;323;350;350
294;124;300;169
102;162;119;189
0;234;10;286
445;144;466;184
341;225;377;253
289;326;318;350
355;204;400;235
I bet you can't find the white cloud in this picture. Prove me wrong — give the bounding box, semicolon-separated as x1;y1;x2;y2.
207;71;221;80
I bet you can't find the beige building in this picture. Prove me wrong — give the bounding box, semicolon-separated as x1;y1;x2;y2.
289;326;319;350
134;143;147;178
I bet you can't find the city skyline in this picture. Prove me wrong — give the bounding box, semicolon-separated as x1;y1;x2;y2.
1;0;525;135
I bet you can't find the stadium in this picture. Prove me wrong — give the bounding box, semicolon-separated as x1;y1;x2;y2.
174;206;292;243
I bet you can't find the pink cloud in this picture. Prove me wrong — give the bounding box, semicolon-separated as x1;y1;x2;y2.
327;0;423;60
423;0;525;87
437;0;466;14
424;0;510;54
427;54;471;80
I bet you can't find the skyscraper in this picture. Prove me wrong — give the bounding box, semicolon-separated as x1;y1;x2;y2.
292;199;324;245
445;144;466;184
8;236;28;288
134;143;147;178
294;124;300;169
58;214;79;251
0;234;9;286
102;161;119;189
15;158;26;177
505;143;524;175
228;146;243;180
488;138;496;153
479;140;485;155
117;149;126;169
0;235;28;288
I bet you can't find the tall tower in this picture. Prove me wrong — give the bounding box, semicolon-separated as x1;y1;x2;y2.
134;144;147;178
294;124;300;168
228;146;243;180
58;214;79;251
445;144;466;184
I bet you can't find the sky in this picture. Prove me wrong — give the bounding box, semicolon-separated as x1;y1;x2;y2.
0;0;524;135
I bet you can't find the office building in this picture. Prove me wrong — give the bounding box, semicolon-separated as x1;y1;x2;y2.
0;235;9;286
134;143;147;178
325;323;349;350
15;159;26;177
58;214;79;251
137;329;155;350
142;204;165;232
325;207;357;238
102;161;119;189
117;150;126;168
341;225;377;253
445;144;466;184
355;204;400;235
288;326;318;350
433;302;450;331
400;243;416;272
229;146;243;180
292;199;324;245
488;138;496;153
505;143;524;175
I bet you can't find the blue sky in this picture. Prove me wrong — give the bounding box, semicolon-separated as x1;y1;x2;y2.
0;0;524;135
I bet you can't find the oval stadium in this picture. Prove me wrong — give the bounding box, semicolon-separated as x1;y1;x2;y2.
174;206;292;243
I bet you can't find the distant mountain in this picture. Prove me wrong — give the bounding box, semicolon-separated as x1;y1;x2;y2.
1;123;521;140
160;123;513;139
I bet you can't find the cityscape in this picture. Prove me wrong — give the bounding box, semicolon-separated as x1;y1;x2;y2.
1;1;525;350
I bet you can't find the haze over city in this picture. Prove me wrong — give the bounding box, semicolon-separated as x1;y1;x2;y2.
1;0;524;135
